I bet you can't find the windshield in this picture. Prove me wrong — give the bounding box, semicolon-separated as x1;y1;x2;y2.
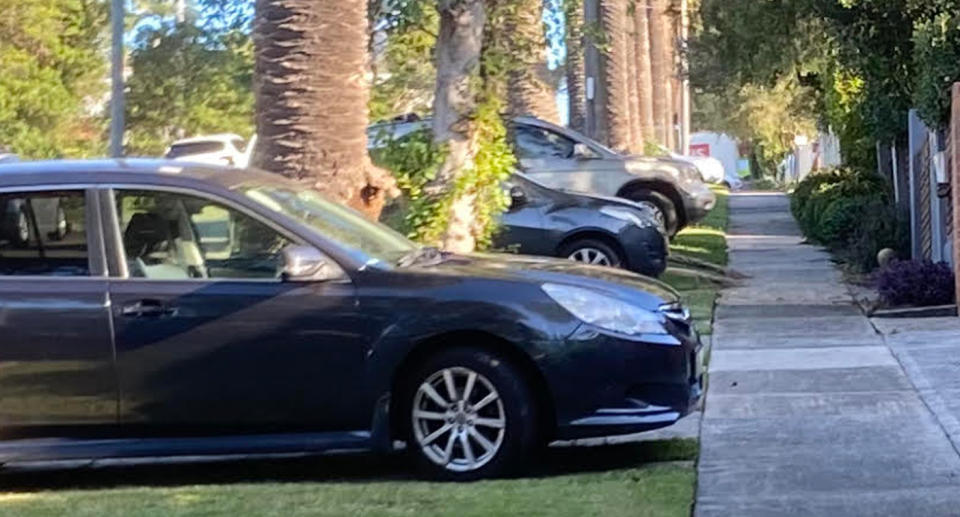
239;184;418;264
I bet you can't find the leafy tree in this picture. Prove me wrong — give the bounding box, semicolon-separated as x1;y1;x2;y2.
125;22;255;155
0;0;108;158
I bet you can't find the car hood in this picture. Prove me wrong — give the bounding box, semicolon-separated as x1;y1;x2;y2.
410;252;679;309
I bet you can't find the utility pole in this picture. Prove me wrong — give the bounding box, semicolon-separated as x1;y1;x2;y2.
583;0;601;141
109;0;124;158
679;0;690;155
175;0;187;23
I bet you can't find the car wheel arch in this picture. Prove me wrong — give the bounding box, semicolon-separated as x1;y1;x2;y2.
388;330;556;444
616;180;687;228
557;230;627;268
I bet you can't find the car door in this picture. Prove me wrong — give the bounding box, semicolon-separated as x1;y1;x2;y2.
104;187;371;434
494;180;551;256
513;125;610;194
0;187;117;433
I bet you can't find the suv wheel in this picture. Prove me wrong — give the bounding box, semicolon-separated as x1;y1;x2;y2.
560;239;623;268
403;347;538;480
627;190;679;236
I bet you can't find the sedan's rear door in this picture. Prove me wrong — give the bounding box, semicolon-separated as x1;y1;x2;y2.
0;187;117;433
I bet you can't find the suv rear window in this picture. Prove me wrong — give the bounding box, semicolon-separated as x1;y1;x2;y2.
166;141;226;158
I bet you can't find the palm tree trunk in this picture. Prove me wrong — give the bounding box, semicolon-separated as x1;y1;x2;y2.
634;0;655;147
565;0;587;132
647;0;668;145
600;0;630;152
663;0;677;150
507;0;560;123
252;0;394;220
625;10;641;152
429;0;486;253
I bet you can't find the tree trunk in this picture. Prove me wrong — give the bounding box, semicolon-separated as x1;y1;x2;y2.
429;0;486;253
600;0;631;152
648;0;668;145
625;8;641;152
662;0;676;150
634;0;655;149
506;0;560;123
565;0;587;132
252;0;395;220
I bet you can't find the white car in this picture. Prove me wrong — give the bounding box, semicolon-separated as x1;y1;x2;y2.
165;134;250;167
655;145;742;189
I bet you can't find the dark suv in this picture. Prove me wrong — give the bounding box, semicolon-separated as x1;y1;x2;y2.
0;159;704;480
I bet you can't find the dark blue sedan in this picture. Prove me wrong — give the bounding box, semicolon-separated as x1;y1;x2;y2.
0;159;704;480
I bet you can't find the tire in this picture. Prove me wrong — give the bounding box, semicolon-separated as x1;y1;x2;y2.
559;238;623;269
400;346;539;481
625;190;679;237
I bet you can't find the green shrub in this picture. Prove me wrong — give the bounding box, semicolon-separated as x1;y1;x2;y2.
837;199;910;272
790;167;889;246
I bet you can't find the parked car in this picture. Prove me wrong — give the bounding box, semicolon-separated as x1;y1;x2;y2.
0;159;704;480
368;117;716;236
165;134;250;167
651;144;742;189
498;173;668;277
0;195;70;247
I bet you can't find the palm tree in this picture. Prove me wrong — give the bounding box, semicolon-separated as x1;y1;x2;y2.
634;0;655;146
626;7;642;152
647;0;669;145
507;0;560;123
252;0;394;220
565;0;587;132
600;0;631;152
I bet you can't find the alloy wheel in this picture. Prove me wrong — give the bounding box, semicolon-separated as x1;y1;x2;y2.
568;247;612;266
636;200;666;228
412;366;506;473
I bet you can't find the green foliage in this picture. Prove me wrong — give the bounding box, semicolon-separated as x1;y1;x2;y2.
125;22;254;155
912;11;960;129
790;166;905;271
369;0;437;122
0;0;108;158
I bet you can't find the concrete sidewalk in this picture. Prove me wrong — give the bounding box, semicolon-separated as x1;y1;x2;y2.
696;192;960;516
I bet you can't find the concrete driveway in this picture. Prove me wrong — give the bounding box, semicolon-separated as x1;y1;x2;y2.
696;192;960;516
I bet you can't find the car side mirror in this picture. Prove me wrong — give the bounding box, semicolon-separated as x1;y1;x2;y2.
281;244;345;282
509;186;527;208
573;143;595;160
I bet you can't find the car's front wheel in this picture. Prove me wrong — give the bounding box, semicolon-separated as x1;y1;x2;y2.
560;238;623;268
626;190;679;237
403;347;538;480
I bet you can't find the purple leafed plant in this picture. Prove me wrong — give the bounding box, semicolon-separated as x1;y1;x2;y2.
877;260;955;307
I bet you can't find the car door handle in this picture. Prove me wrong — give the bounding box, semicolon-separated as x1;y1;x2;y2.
121;300;176;318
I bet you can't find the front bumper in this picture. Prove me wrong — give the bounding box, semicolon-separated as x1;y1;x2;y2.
682;183;717;224
619;225;669;277
549;319;706;440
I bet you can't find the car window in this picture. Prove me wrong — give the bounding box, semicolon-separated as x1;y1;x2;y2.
115;190;291;280
166;141;226;158
0;190;88;277
513;126;576;160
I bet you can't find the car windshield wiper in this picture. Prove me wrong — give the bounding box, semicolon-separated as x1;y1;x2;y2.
397;246;444;267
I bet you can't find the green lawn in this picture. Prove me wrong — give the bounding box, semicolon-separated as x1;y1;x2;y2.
0;440;697;517
666;186;731;336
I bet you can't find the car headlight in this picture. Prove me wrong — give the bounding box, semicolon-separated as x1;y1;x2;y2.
600;206;659;229
542;283;668;335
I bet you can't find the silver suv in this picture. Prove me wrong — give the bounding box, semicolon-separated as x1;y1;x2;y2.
511;116;715;236
369;116;715;236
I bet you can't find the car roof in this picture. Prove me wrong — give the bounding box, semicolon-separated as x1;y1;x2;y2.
0;158;291;191
170;134;245;145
